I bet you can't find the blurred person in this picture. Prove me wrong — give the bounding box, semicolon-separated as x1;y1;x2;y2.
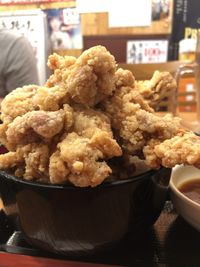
0;30;39;99
49;16;72;50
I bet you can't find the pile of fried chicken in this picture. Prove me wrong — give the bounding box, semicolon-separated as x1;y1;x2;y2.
0;45;199;187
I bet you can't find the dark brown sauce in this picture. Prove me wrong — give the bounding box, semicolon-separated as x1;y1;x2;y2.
178;179;200;205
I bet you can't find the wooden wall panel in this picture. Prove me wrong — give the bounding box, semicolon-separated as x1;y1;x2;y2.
81;0;173;36
118;61;181;80
84;34;170;63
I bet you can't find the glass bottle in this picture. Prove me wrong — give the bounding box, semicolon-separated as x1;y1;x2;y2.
174;32;200;133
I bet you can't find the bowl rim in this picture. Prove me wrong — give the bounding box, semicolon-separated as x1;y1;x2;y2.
170;165;200;208
0;167;164;191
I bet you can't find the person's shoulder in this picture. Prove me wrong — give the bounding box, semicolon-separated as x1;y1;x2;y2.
0;30;32;53
0;30;27;49
0;29;21;41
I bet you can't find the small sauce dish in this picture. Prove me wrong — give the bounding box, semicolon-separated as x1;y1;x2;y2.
170;165;200;231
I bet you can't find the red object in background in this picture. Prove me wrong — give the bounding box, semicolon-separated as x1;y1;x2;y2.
0;253;119;267
0;0;70;4
0;144;7;154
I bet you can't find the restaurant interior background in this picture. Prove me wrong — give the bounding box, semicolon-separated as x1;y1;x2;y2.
0;0;199;89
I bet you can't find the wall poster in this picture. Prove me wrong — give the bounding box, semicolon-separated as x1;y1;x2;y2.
44;7;83;51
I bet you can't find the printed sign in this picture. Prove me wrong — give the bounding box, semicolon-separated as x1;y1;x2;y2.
127;40;168;63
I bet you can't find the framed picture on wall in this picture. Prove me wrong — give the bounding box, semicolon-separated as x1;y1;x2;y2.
44;7;83;51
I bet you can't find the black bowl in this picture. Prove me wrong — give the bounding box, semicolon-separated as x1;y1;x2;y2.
0;167;171;257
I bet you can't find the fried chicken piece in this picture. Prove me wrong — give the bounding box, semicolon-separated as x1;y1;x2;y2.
142;139;162;169
36;46;116;110
67;65;98;106
49;108;122;187
0;143;49;182
68;45;116;106
63;104;74;131
47;53;76;71
136;71;177;110
46;54;76;87
90;131;122;158
23;143;50;181
136;110;181;139
6;110;65;148
33;55;76;111
103;78;180;155
73;107;112;136
103;85;152;129
114;68;135;88
49;150;70;184
0;150;24;169
72;107;122;156
102;86;151;153
45;46;116;107
44;55;76;109
57;133;112;187
32;85;69;111
144;131;200;169
104;73;200;171
0;85;39;123
0;122;10;149
121;110;181;154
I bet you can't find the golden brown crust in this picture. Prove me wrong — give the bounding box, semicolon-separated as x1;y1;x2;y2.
1;45;200;187
136;70;177;109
